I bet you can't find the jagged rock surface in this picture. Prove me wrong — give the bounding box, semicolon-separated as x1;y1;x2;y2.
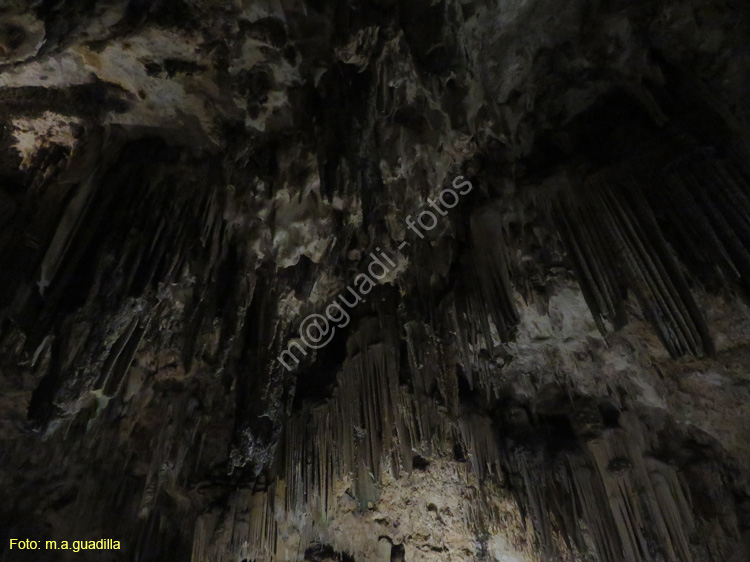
1;1;750;561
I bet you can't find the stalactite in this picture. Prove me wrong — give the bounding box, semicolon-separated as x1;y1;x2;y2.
458;412;502;481
444;281;504;400
644;149;750;297
553;194;626;334
554;167;715;358
269;311;503;555
501;404;728;562
469;207;520;342
3;2;750;561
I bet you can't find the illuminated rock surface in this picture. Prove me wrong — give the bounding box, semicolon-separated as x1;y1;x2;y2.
1;1;749;560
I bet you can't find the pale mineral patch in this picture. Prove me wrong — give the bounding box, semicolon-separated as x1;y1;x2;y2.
12;112;83;170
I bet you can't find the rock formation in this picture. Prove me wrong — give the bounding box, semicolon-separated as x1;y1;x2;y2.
1;0;749;560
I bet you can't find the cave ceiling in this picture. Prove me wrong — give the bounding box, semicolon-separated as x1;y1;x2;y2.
1;1;750;561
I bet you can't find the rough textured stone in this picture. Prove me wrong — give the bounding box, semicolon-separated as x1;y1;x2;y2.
1;1;750;561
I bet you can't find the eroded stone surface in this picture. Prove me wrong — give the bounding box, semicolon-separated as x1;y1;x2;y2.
1;1;750;561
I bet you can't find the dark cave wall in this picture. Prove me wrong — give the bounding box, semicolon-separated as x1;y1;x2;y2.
1;1;750;561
